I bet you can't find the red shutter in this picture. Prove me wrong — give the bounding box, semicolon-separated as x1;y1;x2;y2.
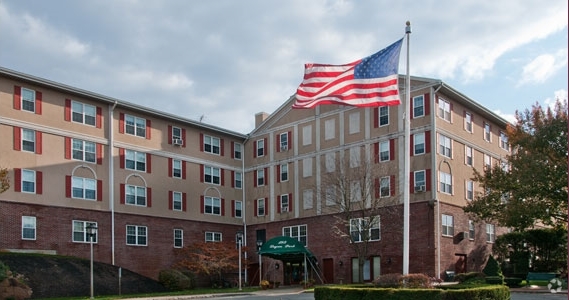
146;187;152;207
264;138;267;154
390;139;395;160
65;99;72;121
265;167;269;184
254;200;258;217
13;127;21;151
97;180;103;201
425;131;431;153
120;184;125;204
200;165;204;182
119;113;125;133
374;143;379;163
231;171;235;188
231;200;235;217
168;125;173;145
276;134;280;152
14;169;21;192
200;195;205;214
277;195;281;213
220;168;225;186
221;198;225;216
13;86;21;110
35;131;42;154
66;175;72;198
390;175;395;196
253;140;257;158
181;129;186;147
96;143;103;165
182;193;187;211
200;133;204;152
426;169;432;191
65;137;72;159
373;107;379;128
220;138;225;156
410;134;414;156
35;91;42;115
168;158;173;177
145;119;151;139
288;131;292;150
96;107;102;128
276;165;281;183
289;193;293;211
36;171;43;194
265;198;268;214
146;153;151;173
182;161;187;179
119;148;125;169
168;191;173;210
424;93;430;116
231;142;235;158
410;172;415;194
410;97;414;120
253;171;257;187
374;178;380;198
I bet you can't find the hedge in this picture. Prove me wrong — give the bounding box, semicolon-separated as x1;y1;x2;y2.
314;285;510;300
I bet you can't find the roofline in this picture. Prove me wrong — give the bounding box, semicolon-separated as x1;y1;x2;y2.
0;66;248;139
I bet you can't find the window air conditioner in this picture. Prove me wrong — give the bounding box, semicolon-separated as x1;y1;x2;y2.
280;145;288;151
414;185;426;192
173;138;184;146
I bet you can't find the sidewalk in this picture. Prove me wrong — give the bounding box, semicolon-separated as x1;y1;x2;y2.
510;285;567;294
120;286;305;300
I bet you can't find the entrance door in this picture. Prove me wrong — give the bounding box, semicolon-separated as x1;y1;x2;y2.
322;258;334;284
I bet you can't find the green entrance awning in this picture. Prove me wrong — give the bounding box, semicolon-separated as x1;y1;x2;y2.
259;236;314;262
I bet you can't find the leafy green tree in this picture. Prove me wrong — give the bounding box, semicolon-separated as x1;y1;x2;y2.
464;100;568;230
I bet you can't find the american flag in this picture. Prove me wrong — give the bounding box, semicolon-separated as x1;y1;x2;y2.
293;38;403;109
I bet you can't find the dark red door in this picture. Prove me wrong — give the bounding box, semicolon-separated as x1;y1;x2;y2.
323;258;334;284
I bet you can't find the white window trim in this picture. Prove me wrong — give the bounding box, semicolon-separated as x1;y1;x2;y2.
204;135;221;155
72;100;97;126
72;220;98;243
205;231;222;242
126;225;147;246
22;216;36;240
204;196;222;216
174;228;183;248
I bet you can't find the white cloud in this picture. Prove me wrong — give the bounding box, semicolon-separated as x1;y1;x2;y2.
518;49;568;86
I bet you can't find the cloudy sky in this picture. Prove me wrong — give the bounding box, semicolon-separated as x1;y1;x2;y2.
1;0;567;134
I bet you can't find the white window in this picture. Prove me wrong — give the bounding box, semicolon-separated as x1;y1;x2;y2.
438;98;451;122
325;152;336;172
126;185;147;206
500;131;509;150
257;199;265;216
466;180;474;201
204;196;221;215
204;135;221;155
351;181;362;202
126;225;147;246
205;231;222;242
350;147;360;168
465;146;473;166
484;123;491;142
279;132;289;151
73;139;96;163
72;101;96;126
22;128;36;152
413;95;425;118
439;171;452;194
302;125;312;146
234;143;242;160
172;191;182;211
439;134;452;158
349;112;360;134
442;214;454;236
414;170;426;190
21;88;36;113
380;176;390;198
172;159;182;178
414;132;425;155
21;169;36;193
280;164;288;182
72;220;97;243
125;150;146;172
234;200;243;218
350;217;380;242
303;189;313;209
256;169;265;186
324;119;335;140
283;224;307;246
486;224;495;243
204;166;221;185
234;172;242;189
280;194;289;212
174;229;183;248
302;158;312;178
379;141;390;162
172;126;182;141
125;114;146;138
468;220;475;240
22;216;36;240
464;112;472;133
72;176;96;200
484;154;492;169
379;106;389;126
325;186;336;206
256;139;265;157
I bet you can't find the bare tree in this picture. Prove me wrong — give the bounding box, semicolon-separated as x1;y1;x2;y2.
0;167;9;194
320;147;399;282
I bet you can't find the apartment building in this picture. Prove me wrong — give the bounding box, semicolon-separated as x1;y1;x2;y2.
0;67;510;284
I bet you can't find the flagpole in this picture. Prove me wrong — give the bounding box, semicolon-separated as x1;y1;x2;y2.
403;21;411;276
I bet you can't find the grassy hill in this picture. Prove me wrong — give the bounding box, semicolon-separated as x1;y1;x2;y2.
0;252;168;299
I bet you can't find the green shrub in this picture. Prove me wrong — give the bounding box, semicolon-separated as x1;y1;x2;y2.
453;272;484;283
504;277;523;287
0;261;9;282
403;273;432;289
158;269;194;291
374;273;402;288
314;285;510;300
485;276;504;285
483;256;503;278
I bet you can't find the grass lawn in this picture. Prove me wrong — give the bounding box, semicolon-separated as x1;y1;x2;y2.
36;287;261;300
